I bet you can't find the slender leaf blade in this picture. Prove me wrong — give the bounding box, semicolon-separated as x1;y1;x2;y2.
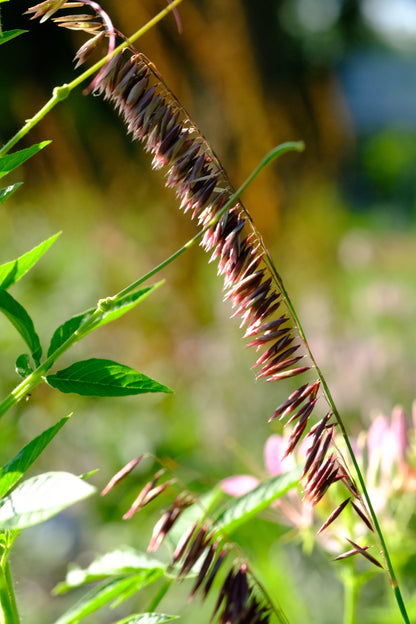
47;284;161;357
46;358;172;397
47;309;94;357
0;416;70;499
0;182;22;206
0;471;95;529
0;29;27;45
114;615;179;624
92;283;162;330
54;549;166;593
53;575;157;624
0;141;51;178
213;467;302;537
0;231;61;289
0;289;42;364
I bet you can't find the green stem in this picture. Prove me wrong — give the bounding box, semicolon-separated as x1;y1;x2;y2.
0;142;303;420
0;0;185;157
146;579;172;612
0;300;107;419
342;564;359;624
116;142;304;299
262;236;410;623
0;538;20;624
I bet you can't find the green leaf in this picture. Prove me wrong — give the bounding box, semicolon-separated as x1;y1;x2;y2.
53;575;162;624
46;358;172;397
0;141;51;179
0;29;27;45
0;289;42;364
15;353;33;377
0;231;61;289
55;549;165;593
166;487;224;550
0;416;70;499
47;284;161;357
0;471;95;529
0;182;22;205
47;310;93;357
114;615;179;624
212;468;302;537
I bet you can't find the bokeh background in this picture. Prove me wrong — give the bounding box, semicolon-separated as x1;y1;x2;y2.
1;0;416;622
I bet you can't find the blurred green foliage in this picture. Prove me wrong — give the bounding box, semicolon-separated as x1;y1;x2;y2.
1;0;416;622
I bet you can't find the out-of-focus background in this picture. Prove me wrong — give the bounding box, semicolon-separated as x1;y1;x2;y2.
1;1;416;622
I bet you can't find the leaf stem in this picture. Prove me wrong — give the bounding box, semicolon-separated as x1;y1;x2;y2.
116;142;305;299
0;0;185;157
0;143;303;420
0;536;20;624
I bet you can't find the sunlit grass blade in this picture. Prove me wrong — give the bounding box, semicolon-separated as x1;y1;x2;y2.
53;575;163;624
54;548;166;594
0;471;95;529
46;358;173;397
0;415;70;499
212;467;302;537
0;289;42;365
0;182;22;206
0;231;61;289
164;487;224;550
113;615;179;624
0;140;51;177
0;29;28;45
47;283;161;357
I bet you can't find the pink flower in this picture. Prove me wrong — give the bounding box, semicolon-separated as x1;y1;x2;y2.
222;434;313;530
365;405;416;512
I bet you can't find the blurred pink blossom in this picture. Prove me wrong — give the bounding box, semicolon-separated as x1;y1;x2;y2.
364;404;416;512
222;434;313;530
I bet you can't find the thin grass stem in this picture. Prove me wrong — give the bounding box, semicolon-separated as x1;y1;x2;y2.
116;142;304;299
262;249;410;624
0;143;301;421
0;0;185;157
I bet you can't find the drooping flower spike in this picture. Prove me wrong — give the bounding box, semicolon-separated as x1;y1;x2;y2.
89;48;374;553
26;0;117;90
27;0;375;561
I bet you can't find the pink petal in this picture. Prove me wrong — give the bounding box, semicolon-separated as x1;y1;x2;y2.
391;406;408;462
264;434;294;475
221;475;259;496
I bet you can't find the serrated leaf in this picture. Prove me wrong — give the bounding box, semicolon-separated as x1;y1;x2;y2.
213;467;302;537
47;284;161;357
114;615;179;624
0;471;95;529
0;141;51;179
0;29;27;45
0;416;70;499
53;574;161;624
0;289;42;364
0;182;22;206
15;353;33;377
0;231;61;289
46;358;172;397
54;549;165;593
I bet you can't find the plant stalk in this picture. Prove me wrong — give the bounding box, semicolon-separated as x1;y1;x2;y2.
0;142;302;420
263;243;410;624
0;0;185;156
0;539;20;624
